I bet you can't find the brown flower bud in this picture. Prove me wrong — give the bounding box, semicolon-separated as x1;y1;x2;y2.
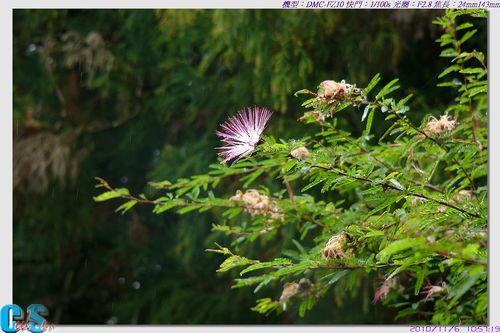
290;146;311;160
322;232;348;259
318;80;353;99
425;113;457;136
311;111;326;124
298;278;313;291
279;282;299;304
230;189;283;220
453;189;474;203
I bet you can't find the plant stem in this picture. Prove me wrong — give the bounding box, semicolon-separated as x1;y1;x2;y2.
308;163;482;219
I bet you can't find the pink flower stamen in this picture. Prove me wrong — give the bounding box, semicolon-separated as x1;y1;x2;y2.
216;107;272;164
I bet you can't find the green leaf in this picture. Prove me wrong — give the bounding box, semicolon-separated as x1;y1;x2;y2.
438;65;461;78
364;108;375;135
292;239;307;256
153;200;179;214
175;184;195;197
283;159;298;172
115;200;138;214
361;105;371;122
469;9;488;18
437;33;453;46
294;88;314;97
363;73;381;96
233;275;269;289
473;51;485;64
459;67;485;75
253;277;274;294
396;94;413;109
271;261;310;278
301;98;317;108
324;269;348;285
240;258;293;276
449;265;484;305
414;267;427;295
251;298;281;316
437;81;462;87
93;188;130;202
376;237;426;263
440;48;458;58
364;194;405;219
375;79;399;100
462;243;480;260
359;230;385;240
206;243;233;256
456;22;474;30
335;101;353;113
389;178;404;191
298;296;315;317
302;176;328;192
177;205;200;215
217;255;256;273
468;85;487;97
395;307;418;320
222;207;243;219
148;180;172;189
241;168;265;188
386;265;406;280
459;29;477;45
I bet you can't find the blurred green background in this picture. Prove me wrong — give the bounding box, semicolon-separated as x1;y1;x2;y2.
13;9;486;324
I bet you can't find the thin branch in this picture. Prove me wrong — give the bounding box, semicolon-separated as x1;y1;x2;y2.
329;127;444;195
313;262;421;270
390;110;477;191
163;162;283;193
407;179;444;193
308;163;482;219
330;96;477;191
284;180;295;205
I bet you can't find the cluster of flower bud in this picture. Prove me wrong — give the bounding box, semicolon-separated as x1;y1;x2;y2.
425;113;457;136
279;278;313;304
230;189;283;220
322;232;349;259
318;80;355;100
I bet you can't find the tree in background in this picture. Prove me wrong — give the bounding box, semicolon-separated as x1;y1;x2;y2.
14;9;486;324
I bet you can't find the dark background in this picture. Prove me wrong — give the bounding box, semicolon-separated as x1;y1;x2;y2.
13;9;487;324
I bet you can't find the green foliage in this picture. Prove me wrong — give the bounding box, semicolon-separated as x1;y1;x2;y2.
96;9;488;324
14;8;487;325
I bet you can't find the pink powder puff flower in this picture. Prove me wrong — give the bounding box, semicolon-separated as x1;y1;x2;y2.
216;107;272;164
420;282;447;302
372;278;398;304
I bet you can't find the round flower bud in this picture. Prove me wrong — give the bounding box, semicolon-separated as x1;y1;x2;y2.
290;146;311;160
318;80;353;99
